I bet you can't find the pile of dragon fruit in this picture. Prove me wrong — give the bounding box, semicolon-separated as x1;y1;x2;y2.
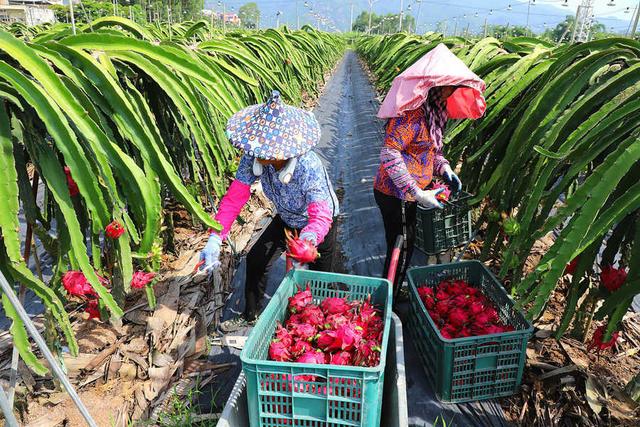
417;279;515;339
268;286;384;367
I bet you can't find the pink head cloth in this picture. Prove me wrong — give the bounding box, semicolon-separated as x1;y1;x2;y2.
377;43;487;120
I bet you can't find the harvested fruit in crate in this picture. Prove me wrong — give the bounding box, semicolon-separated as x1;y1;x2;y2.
267;286;383;367
417;279;515;339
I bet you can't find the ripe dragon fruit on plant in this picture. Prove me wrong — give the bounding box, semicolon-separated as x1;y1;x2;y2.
599;265;627;293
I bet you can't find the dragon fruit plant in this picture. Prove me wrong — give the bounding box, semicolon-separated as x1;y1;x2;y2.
267;286;384;368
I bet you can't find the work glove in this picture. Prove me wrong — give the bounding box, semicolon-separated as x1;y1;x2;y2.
200;233;222;272
442;164;462;193
415;188;445;210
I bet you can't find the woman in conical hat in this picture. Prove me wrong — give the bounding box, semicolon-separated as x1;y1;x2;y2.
200;90;339;332
374;44;486;294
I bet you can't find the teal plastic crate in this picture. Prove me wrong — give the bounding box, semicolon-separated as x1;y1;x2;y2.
407;261;532;403
240;269;393;427
415;191;473;255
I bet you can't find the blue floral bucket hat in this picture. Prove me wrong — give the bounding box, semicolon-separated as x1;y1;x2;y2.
226;90;321;160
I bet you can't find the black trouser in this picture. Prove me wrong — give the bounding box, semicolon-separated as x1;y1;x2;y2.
374;189;417;293
244;215;337;320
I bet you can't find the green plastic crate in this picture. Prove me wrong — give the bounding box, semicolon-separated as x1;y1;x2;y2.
240;269;393;427
407;261;532;403
415;191;473;255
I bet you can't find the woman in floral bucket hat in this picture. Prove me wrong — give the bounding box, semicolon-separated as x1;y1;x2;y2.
200;90;339;332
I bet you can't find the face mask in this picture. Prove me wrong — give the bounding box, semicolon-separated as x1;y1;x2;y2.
253;157;298;185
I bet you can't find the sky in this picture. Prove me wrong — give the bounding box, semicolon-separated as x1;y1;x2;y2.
204;0;639;34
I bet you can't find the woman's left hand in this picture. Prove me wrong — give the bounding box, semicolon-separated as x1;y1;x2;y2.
442;164;462;192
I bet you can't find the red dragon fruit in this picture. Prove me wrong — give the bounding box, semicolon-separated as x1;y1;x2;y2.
330;323;363;351
288;285;313;313
448;307;469;328
289;322;317;341
285;229;319;264
468;301;484;316
275;322;293;348
588;325;620;353
565;257;580;275
353;340;380;367
358;297;378;323
329;351;352;366
269;340;292;362
430;180;451;202
316;330;337;351
296;350;326;365
435;289;450;301
600;265;627;293
301;305;325;327
324;313;351;330
321;297;351;315
435;300;451;317
291;340;313;357
440;325;458;339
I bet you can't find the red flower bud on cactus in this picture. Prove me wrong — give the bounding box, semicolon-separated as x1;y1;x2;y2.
269;340;292;362
63;167;80;197
62;271;97;297
85;299;100;320
588;325;620;353
131;271;156;289
565;257;580;275
288;285;313;313
105;220;125;239
600;265;627;293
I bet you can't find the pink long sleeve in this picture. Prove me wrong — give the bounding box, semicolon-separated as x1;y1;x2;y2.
301;201;333;244
214;179;251;239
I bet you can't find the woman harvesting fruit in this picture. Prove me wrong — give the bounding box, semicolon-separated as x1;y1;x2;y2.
199;90;339;332
374;44;486;292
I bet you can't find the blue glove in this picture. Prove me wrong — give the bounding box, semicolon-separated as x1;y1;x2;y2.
200;233;222;272
299;231;318;246
442;164;462;193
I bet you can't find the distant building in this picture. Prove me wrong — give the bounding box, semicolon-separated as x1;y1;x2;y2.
0;0;57;25
218;12;241;26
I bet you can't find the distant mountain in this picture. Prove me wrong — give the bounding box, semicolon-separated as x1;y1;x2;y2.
206;0;629;34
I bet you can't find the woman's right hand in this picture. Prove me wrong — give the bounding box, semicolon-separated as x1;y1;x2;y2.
200;233;222;272
414;188;445;209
